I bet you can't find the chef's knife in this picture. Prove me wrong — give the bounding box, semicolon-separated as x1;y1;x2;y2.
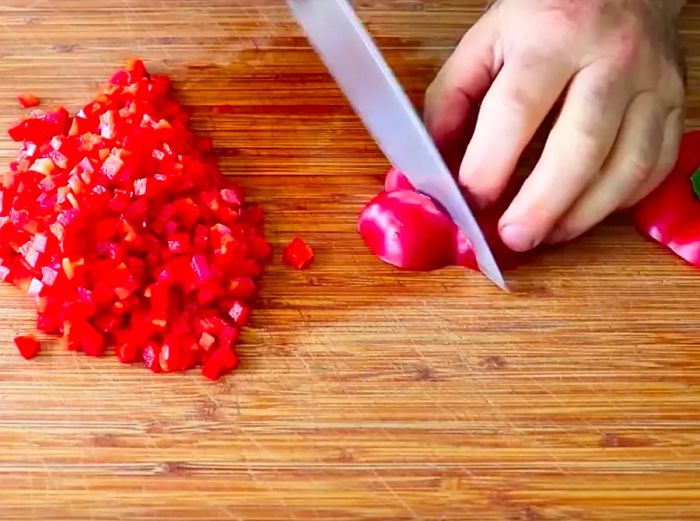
286;0;506;290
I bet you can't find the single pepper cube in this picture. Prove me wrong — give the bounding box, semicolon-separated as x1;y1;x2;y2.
282;237;314;269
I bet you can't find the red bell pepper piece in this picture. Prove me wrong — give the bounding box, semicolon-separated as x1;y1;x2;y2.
359;168;525;273
190;254;213;285
8;107;70;143
218;325;240;350
159;334;182;373
227;299;251;327
80;321;106;357
198;332;217;352
201;346;239;381
227;277;256;299
633;131;700;266
283;237;314;269
147;281;170;329
36;312;61;334
142;343;162;373
177;335;199;371
14;335;40;359
359;189;472;271
18;94;41;109
116;341;139;364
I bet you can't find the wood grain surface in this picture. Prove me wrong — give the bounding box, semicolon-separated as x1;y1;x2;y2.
0;1;699;519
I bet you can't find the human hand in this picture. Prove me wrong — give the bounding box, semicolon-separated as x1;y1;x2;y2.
424;0;686;252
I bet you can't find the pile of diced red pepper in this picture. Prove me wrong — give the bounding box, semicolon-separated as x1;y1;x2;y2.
1;59;277;379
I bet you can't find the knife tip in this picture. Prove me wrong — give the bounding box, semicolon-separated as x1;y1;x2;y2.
484;267;509;292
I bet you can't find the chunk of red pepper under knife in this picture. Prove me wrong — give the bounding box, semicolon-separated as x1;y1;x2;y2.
1;59;273;380
358;168;526;273
634;131;700;265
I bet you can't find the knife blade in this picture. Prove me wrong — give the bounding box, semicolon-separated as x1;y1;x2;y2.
286;0;507;290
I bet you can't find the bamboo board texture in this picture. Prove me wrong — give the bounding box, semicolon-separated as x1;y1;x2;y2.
0;1;699;520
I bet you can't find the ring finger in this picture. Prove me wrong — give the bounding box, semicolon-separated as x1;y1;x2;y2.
547;91;664;243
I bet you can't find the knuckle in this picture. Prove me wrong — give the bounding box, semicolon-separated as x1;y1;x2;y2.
488;75;540;117
574;68;623;112
573;125;609;160
608;18;645;70
580;80;613;107
501;85;537;116
542;3;597;31
625;156;655;186
510;44;548;69
663;74;686;106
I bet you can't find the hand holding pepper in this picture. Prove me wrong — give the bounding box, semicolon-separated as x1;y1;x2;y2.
424;0;686;252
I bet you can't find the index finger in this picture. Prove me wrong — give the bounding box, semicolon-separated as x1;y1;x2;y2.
459;46;575;207
424;12;499;154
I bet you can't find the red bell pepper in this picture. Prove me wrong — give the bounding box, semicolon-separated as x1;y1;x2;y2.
634;131;700;265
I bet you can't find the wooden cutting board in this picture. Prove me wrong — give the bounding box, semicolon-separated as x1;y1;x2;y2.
0;1;699;519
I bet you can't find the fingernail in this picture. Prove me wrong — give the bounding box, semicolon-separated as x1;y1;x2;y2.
500;224;536;252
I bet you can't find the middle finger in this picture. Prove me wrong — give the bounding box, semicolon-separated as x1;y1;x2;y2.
498;62;630;252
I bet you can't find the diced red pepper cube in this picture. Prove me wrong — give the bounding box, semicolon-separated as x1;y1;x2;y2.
148;281;170;328
227;277;257;299
218;325;240;350
18;93;41;109
227;300;251;327
158;334;181;373
41;266;59;286
100;153;124;179
190;254;213;285
14;335;41;359
116;342;139;364
61;321;81;351
37;312;61;334
29;158;56;176
198;331;217;352
283;237;314;269
81;321;106;357
167;232;191;254
0;265;12;283
26;277;44;298
220;187;244;206
201;346;239;380
142;343;162;373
